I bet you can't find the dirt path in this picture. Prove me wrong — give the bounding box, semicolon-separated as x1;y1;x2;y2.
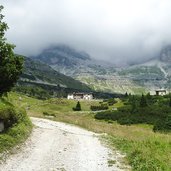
0;117;128;171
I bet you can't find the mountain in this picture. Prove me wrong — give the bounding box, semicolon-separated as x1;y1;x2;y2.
30;44;171;94
117;45;171;93
31;45;145;94
31;45;114;76
160;46;171;63
19;56;91;91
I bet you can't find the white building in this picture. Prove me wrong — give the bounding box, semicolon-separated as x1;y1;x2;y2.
67;92;93;100
67;94;74;100
155;89;167;96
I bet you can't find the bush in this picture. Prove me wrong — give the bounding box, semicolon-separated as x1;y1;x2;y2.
107;98;117;106
43;112;56;117
0;114;32;153
95;95;171;132
90;104;108;111
154;114;171;132
95;104;171;131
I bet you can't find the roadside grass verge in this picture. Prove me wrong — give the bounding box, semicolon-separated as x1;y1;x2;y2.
33;110;171;170
8;92;171;170
0;97;32;155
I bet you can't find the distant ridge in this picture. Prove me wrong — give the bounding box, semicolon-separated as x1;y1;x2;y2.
19;56;91;91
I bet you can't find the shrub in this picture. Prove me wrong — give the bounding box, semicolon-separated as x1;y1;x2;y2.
43;112;56;117
154;114;171;132
0;107;32;153
90;104;108;111
107;98;117;106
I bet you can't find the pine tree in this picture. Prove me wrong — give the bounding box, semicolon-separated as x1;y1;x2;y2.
0;6;23;96
131;95;137;113
169;97;171;107
146;92;152;105
73;101;81;111
76;101;81;110
140;94;147;107
125;92;128;97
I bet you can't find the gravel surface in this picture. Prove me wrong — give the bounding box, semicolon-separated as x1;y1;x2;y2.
0;117;128;171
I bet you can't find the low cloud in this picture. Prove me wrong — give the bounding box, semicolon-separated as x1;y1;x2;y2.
1;0;171;64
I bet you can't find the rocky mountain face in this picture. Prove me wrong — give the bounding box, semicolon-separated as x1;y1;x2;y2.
117;45;171;93
160;46;171;63
30;45;171;94
31;45;113;76
31;45;90;76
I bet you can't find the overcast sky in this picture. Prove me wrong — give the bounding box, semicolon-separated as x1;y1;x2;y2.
1;0;171;64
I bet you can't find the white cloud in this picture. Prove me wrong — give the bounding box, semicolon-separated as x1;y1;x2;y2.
1;0;171;64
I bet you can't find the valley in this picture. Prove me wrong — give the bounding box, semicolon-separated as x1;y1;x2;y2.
1;1;171;171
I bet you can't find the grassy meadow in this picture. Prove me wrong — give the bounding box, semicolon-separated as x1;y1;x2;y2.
7;92;171;171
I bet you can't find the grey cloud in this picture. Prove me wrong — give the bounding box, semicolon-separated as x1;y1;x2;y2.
1;0;171;64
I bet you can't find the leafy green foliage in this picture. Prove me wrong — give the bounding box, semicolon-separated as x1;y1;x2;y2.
0;6;23;96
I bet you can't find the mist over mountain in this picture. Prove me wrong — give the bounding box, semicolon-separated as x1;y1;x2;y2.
30;44;171;94
2;0;171;94
31;45;113;76
2;0;171;65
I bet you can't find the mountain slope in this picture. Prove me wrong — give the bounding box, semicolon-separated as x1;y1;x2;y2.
117;46;171;92
30;44;171;94
19;56;91;91
31;45;145;94
31;45;113;76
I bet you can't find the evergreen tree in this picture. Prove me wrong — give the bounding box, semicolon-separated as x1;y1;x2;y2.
131;95;137;113
125;92;128;97
169;96;171;107
146;92;152;105
140;94;147;107
0;6;23;96
73;101;81;111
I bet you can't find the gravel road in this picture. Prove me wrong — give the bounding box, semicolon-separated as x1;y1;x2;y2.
0;117;128;171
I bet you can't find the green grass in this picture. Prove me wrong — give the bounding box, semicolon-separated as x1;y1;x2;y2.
0;97;32;155
7;92;100;116
105;134;171;171
7;92;171;170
